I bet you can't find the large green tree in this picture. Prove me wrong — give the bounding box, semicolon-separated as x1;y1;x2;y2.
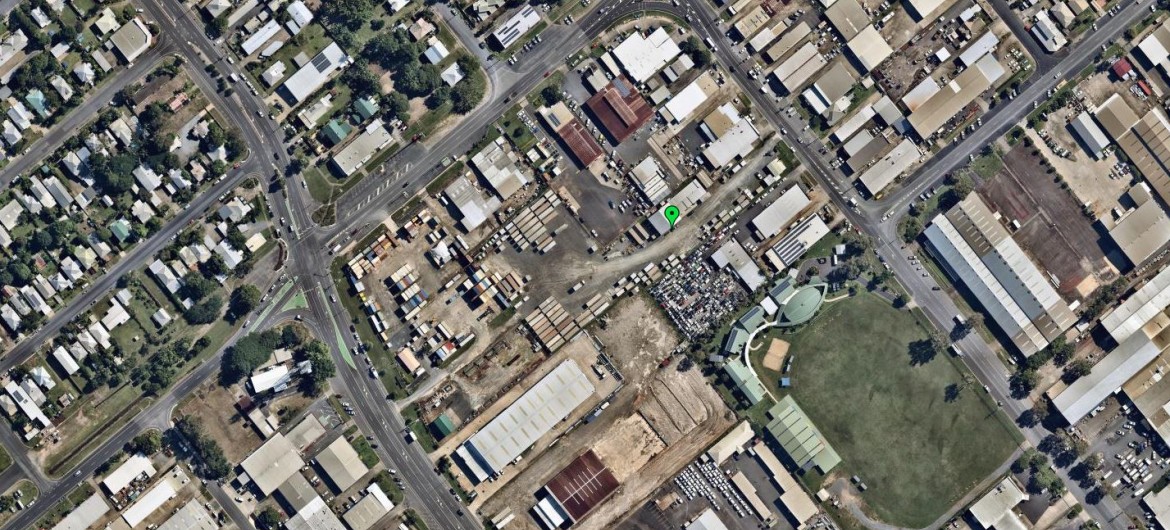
227;285;261;322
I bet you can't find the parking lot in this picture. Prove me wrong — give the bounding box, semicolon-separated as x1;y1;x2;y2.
620;446;837;530
1077;397;1170;523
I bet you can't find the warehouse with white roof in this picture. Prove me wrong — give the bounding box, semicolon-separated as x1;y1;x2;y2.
1110;193;1170;268
315;437;369;492
1136;17;1170;73
51;494;109;530
766;216;831;269
968;477;1028;530
749;185;811;240
857;139;920;196
611;27;681;83
1053;329;1165;424
491;5;540;49
280;42;348;103
1102;265;1170;343
122;479;178;528
101;453;157;495
240;433;305;496
660;74;717;124
846;26;894;72
455;361;595;483
1068;111;1111;159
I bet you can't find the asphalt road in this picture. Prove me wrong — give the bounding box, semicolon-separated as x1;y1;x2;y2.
0;279;292;530
680;0;1144;525
0;0;1150;528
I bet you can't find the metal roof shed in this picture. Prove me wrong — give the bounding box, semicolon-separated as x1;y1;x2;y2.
316;437;370;492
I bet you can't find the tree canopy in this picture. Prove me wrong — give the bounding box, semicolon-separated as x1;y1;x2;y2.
184;296;223;325
90;153;139;195
129;431;163;455
220;329;281;385
227;285;261;323
172;417;231;479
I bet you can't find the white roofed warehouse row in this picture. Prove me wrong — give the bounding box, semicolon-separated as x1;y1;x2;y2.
923;193;1075;356
454;360;596;483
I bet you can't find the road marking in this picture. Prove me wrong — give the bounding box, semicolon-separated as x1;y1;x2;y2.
253;281;293;324
318;285;356;369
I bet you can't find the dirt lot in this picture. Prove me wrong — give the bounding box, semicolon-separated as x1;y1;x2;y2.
177;382;262;464
472;297;733;530
1028;109;1128;220
978;145;1117;300
437;337;619;496
416;327;544;426
580;362;734;530
594;296;681;381
762;338;789;371
592;414;666;482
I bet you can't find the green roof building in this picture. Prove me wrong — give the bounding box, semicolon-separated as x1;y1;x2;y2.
321;119;353;147
25;89;49;118
354;97;379;121
721;325;750;357
431;413;455;439
776;282;827;327
737;306;767;332
765;395;841;473
110;218;132;243
725;359;767;405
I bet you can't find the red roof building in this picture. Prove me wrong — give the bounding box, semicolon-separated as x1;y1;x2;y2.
1112;58;1134;80
539;103;604;167
534;450;619;526
584;76;653;144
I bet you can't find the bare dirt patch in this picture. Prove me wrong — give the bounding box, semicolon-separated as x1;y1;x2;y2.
762;338;789;371
592;414;666;483
177;382;262;464
1029;102;1129;219
593;296;680;381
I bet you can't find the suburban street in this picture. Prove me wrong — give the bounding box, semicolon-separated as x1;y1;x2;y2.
0;0;1154;528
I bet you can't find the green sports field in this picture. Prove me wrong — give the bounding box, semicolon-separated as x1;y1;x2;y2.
751;293;1020;527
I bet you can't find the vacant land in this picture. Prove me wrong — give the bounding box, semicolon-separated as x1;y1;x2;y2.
752;294;1020;527
177;382;262;463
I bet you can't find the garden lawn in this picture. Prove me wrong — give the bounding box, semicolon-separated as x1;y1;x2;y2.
751;293;1020;527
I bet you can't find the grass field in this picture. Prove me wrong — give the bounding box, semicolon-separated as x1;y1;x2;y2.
350;435;382;469
45;385;151;474
751;293;1020;527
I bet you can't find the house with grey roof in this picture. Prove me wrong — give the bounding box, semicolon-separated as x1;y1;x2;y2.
132;165;161;191
73;62;96;85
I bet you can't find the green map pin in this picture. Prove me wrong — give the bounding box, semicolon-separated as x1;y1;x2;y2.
663;205;680;227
